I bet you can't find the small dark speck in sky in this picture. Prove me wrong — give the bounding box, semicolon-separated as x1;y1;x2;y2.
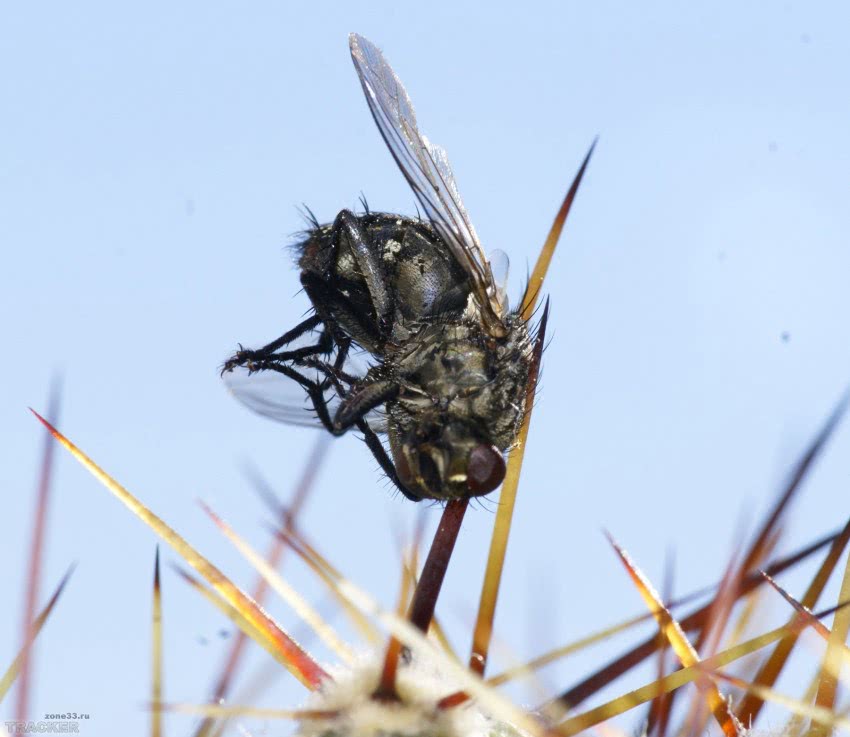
768;141;778;153
800;32;811;44
781;331;791;343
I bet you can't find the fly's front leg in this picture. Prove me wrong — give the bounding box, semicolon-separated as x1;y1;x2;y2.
332;378;398;432
332;376;420;501
300;334;356;395
356;418;420;502
221;314;332;374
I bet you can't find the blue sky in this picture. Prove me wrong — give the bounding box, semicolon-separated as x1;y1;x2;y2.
2;2;850;734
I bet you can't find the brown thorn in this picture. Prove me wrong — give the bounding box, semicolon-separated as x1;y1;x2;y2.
648;548;676;737
520;140;597;321
196;436;330;737
469;300;550;678
151;546;164;737
549;391;848;713
373;539;417;702
546;527;840;712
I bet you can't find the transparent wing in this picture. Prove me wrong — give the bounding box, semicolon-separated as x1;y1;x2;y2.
222;331;387;433
349;33;508;336
223;368;388;433
488;249;510;312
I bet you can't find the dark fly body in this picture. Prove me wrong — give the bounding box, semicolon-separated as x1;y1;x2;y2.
222;35;543;502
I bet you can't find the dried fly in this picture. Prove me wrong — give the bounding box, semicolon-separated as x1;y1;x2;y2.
223;34;555;501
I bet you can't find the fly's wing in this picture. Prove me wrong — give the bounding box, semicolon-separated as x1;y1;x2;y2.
349;33;508;337
488;248;510;311
222;334;388;433
223;368;388;432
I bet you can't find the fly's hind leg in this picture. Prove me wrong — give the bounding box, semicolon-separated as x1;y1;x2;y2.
299;210;394;349
331;209;392;326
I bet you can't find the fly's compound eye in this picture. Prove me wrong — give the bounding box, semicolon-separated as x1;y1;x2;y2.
466;444;506;495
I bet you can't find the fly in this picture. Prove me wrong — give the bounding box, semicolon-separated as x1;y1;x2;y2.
223;34;549;502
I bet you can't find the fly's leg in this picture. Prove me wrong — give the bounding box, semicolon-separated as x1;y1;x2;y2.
303;359;360;397
301;273;384;349
244;359;341;434
300;334;362;394
333;334;352;373
221;314;332;374
332;378;398;431
239;356;391;437
332;209;392;326
333;379;420;500
244;358;418;500
235;313;322;357
299;337;355;398
356;418;420;502
300;210;394;349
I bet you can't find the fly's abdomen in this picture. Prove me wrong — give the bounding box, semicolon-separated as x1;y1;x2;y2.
297;212;472;335
383;222;470;320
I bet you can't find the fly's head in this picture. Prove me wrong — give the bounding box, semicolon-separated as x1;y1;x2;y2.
388;415;506;501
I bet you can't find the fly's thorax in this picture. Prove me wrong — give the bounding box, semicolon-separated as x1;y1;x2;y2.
391;315;533;446
384;315;533;500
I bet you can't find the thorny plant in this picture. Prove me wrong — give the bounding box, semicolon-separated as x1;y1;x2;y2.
7;143;850;737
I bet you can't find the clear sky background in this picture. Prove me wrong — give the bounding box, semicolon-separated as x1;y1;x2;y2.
2;2;850;735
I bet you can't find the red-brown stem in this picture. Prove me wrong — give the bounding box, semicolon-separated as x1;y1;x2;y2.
372;500;467;702
408;499;468;632
17;380;61;721
206;439;327;708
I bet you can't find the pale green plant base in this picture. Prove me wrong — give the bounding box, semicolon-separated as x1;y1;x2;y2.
297;652;528;737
